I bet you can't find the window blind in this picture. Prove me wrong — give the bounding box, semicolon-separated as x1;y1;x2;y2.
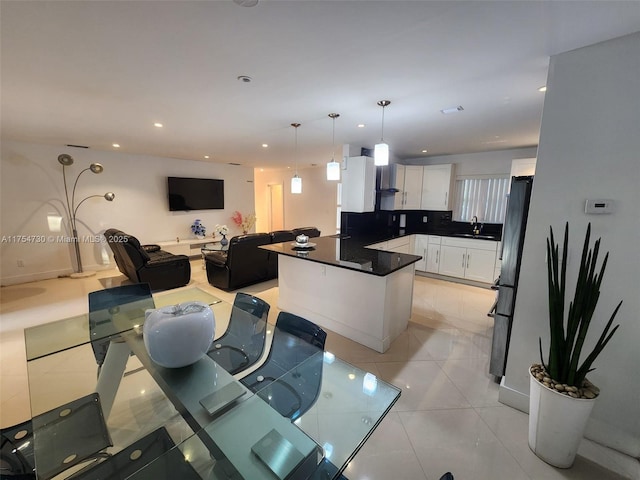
453;177;509;223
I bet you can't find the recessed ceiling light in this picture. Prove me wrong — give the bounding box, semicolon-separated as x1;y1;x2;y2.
357;124;365;128
237;75;252;83
538;86;547;92
204;155;210;159
112;143;120;148
421;149;428;153
262;144;268;148
440;106;464;114
154;122;163;128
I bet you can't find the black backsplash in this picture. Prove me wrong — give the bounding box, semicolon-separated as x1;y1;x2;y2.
341;209;502;242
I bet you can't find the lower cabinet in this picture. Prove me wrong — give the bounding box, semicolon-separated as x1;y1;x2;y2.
437;237;498;284
414;235;442;273
439;245;467;278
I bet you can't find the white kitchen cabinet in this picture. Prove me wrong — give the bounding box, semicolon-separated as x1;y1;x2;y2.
439;237;498;283
341;155;376;213
414;234;441;273
413;234;428;271
382;164;423;210
402;166;424;209
426;236;442;274
421;164;455;210
464;248;498;283
439;245;467;278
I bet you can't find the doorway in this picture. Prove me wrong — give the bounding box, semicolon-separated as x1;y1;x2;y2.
268;183;284;231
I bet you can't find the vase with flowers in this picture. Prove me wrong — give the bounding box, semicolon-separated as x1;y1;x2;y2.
191;219;206;239
231;211;257;235
215;224;229;246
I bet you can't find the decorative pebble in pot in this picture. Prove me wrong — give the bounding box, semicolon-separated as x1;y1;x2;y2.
143;301;215;368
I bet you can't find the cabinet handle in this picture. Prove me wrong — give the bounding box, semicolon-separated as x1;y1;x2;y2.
436;250;439;264
444;191;448;206
462;254;465;268
466;253;470;269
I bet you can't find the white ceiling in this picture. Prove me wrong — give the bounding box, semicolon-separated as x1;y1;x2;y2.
2;1;640;170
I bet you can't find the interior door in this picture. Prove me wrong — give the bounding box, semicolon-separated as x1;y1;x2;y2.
269;183;284;231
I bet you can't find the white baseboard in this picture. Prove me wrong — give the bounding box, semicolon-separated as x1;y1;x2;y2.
499;377;640;478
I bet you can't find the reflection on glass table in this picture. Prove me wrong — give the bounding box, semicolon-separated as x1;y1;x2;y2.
23;287;401;480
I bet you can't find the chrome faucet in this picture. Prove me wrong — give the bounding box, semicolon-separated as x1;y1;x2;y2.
471;216;482;235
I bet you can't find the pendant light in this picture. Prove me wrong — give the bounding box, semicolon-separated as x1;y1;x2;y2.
291;123;302;194
374;100;391;166
326;113;340;181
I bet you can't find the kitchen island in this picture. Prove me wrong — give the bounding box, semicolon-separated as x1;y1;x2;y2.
262;236;421;352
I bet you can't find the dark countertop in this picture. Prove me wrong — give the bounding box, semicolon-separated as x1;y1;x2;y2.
262;236;421;277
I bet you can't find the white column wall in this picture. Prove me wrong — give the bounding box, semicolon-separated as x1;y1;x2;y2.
501;32;640;458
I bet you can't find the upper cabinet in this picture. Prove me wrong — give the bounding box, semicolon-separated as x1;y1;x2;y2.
420;164;455;210
341;155;376;213
381;164;424;211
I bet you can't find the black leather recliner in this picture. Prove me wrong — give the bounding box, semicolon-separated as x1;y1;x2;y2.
205;233;272;291
268;230;296;278
104;229;191;291
292;226;321;238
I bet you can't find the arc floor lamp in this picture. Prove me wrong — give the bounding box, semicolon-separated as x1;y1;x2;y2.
58;154;115;278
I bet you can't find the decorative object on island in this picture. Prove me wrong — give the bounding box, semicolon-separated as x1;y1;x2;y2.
57;154;115;278
191;219;206;239
529;222;622;468
215;224;229;246
290;122;302;194
326;113;341;181
143;301;215;368
231;211;256;235
374;100;391;166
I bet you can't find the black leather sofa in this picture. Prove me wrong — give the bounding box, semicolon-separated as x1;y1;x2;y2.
104;229;191;291
205;227;321;291
205;233;272;291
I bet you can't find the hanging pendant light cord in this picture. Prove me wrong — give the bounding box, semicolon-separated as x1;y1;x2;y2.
291;122;300;175
332;116;336;161
380;105;385;142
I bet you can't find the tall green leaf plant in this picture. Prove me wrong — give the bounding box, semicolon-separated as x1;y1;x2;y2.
540;222;622;387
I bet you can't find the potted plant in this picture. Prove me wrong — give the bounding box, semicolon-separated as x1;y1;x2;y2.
529;222;622;468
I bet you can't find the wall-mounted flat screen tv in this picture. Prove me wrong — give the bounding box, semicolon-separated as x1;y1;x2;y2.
167;176;224;211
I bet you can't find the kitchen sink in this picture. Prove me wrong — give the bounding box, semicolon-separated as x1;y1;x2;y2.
452;233;498;240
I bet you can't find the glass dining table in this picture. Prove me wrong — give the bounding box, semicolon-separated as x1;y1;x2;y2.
23;287;401;480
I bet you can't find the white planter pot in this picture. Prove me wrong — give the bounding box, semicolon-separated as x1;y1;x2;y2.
143;301;215;368
528;366;597;468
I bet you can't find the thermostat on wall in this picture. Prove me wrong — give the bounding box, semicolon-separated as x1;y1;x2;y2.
584;199;614;214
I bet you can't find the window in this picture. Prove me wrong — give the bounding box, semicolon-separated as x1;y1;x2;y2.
453;176;510;223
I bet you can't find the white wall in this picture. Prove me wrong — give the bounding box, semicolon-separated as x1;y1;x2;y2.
253;166;337;237
403;147;538;177
502;33;640;458
0;141;255;285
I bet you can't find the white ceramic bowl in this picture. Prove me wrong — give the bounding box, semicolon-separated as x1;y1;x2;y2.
143;301;215;368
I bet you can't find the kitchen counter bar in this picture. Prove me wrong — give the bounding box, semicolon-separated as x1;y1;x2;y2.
261;235;421;276
262;236;421;353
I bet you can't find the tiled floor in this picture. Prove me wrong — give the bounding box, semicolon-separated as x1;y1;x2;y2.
0;262;628;479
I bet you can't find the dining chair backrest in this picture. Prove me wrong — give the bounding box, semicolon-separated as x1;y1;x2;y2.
88;283;155;367
240;311;326;420
207;292;269;375
70;427;200;480
31;393;112;480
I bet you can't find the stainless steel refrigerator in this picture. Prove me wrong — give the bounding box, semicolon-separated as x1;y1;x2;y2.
489;175;534;377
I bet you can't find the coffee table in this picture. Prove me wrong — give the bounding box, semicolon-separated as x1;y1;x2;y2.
200;242;228;268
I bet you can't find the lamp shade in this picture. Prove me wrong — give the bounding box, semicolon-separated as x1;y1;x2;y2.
291;175;302;194
374;143;389;166
326;161;340;181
